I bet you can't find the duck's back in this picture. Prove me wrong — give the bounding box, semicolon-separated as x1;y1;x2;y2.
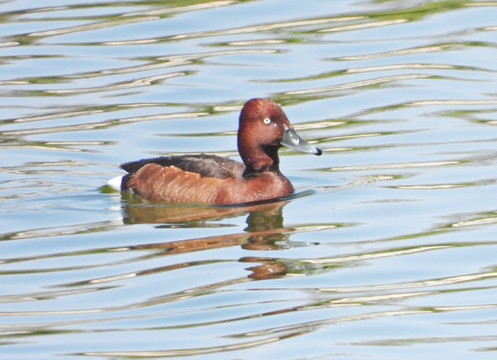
120;154;247;203
122;154;245;180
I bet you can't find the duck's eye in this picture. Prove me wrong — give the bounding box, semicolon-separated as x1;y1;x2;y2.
263;117;271;125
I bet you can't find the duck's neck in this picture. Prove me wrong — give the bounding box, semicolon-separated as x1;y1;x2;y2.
241;145;280;177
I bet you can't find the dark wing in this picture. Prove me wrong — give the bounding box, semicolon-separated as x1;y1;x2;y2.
121;154;245;180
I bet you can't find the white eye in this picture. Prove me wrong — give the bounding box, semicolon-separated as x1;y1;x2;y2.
263;117;271;125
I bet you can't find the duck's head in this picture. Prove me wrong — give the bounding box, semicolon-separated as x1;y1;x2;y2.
237;98;321;174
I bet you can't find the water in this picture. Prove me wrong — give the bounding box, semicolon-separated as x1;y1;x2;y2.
1;0;497;359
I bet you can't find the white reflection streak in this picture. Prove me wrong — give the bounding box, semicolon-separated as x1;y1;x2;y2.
0;288;106;304
55;50;276;78
0;41;20;47
452;217;497;227
2;112;208;136
338;45;452;61
303;245;450;265
319;19;407;32
0;308;104;316
286;74;429;95
395;184;465;189
45;72;187;95
345;63;454;74
169;17;363;41
411;99;497;106
295;121;346;131
123;0;237;17
14;110;105;123
82;337;279;358
227;39;286;46
466;2;497;7
89;273;136;284
327;160;460;171
5;219;123;240
240;304;497;348
28;17;159;37
321;271;497;293
103;16;363;45
332;291;432;304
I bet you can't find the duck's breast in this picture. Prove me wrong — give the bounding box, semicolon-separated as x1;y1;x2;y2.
215;171;294;204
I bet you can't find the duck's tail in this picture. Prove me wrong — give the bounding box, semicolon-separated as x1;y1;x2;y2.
106;176;123;191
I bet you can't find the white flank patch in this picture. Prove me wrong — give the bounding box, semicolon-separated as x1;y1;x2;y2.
107;176;123;191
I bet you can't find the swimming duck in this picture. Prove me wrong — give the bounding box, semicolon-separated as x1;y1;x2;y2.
120;98;321;204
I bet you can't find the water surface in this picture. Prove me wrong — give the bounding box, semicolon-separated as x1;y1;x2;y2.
1;1;497;359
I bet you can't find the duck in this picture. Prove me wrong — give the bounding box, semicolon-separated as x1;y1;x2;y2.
120;98;322;204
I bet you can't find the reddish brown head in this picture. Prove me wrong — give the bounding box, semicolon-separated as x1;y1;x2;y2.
237;98;321;176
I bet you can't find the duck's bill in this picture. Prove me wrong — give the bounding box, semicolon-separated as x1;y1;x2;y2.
281;125;322;155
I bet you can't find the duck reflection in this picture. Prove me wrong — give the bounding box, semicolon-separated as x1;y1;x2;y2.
122;197;292;280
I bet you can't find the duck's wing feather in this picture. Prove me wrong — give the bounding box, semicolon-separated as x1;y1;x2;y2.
121;154;245;180
125;163;229;203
